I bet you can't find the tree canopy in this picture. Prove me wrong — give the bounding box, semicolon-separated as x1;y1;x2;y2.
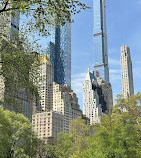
0;0;89;36
43;93;141;158
0;107;39;158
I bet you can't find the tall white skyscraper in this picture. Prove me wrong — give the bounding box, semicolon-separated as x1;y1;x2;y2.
83;68;102;124
121;45;134;98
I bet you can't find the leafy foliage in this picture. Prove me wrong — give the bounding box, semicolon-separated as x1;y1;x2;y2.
0;0;90;36
0;107;39;158
0;36;41;109
44;93;141;158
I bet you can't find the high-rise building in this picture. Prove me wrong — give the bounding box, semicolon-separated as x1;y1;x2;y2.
32;111;63;144
0;40;37;122
83;68;102;124
121;45;134;98
53;82;82;132
49;22;71;86
93;0;109;83
4;89;37;122
83;68;113;124
96;77;113;113
38;54;54;112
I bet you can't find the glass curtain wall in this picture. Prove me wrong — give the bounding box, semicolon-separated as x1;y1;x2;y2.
93;0;109;83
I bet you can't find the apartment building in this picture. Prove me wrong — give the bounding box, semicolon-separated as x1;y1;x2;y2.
53;82;82;133
32;111;63;143
38;55;54;112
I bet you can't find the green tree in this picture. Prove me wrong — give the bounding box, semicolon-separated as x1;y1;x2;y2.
54;132;73;158
52;117;90;158
0;36;41;109
69;116;90;158
82;93;141;158
44;97;141;158
0;0;89;37
0;107;39;158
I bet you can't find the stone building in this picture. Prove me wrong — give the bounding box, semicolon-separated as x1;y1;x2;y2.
83;68;113;124
4;89;36;122
83;68;103;124
97;77;113;114
53;82;82;133
38;55;54;112
121;45;134;98
32;111;63;143
0;39;37;122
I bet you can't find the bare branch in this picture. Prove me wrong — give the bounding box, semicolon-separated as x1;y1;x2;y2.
0;1;9;13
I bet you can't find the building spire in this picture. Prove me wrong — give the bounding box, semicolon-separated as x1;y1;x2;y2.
88;68;90;73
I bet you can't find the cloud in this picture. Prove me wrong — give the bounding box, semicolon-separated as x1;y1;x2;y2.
110;69;121;74
109;58;120;66
110;74;121;82
71;73;86;95
108;48;119;55
109;69;121;83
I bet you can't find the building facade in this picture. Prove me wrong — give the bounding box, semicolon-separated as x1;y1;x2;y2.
93;0;109;83
121;45;134;98
83;68;102;124
53;82;82;133
38;55;54;112
4;89;36;122
49;22;71;86
32;111;63;143
96;77;113;113
83;68;113;124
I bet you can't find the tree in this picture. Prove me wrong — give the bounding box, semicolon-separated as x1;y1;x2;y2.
0;0;89;37
43;97;141;158
81;93;141;158
0;107;39;158
0;0;89;109
52;117;90;158
54;132;73;158
0;36;41;110
69;116;90;158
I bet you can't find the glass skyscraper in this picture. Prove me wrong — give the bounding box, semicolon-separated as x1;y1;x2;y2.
93;0;109;83
49;22;71;86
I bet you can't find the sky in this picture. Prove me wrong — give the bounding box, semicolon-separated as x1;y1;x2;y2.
71;0;141;109
20;0;141;111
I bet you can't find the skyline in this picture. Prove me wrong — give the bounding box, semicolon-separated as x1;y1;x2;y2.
19;0;141;110
71;0;141;109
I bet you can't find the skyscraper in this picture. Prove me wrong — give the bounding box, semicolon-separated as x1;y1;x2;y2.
121;45;134;98
83;68;113;124
53;82;82;132
83;68;102;124
38;54;54;112
93;0;109;83
49;22;71;86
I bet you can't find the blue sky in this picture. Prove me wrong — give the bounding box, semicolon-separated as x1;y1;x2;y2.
20;0;141;110
71;0;141;109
